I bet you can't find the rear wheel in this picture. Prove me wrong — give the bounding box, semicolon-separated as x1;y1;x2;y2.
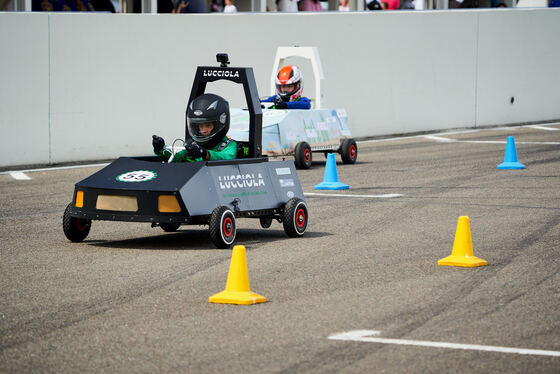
294;141;312;169
340;138;358;164
62;203;91;242
259;217;273;229
282;198;308;237
160;223;180;232
209;206;236;248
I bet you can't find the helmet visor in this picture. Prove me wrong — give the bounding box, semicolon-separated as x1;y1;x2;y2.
276;83;299;96
187;117;224;145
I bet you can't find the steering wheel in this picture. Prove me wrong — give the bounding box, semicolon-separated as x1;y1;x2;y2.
164;139;196;163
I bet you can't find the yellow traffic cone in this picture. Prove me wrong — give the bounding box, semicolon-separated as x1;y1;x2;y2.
438;216;488;267
209;245;267;305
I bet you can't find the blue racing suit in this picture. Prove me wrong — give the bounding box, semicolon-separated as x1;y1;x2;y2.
261;95;311;110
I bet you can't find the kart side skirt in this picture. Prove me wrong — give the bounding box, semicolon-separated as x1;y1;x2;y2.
70;207;197;224
70;206;283;224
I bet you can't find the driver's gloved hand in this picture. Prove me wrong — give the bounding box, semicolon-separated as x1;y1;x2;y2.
152;135;165;153
273;96;288;109
185;142;207;160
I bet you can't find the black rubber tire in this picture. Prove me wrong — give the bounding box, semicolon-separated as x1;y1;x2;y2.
282;198;308;237
62;203;91;242
294;141;312;169
259;217;273;229
209;206;236;248
160;223;180;232
340;138;358;164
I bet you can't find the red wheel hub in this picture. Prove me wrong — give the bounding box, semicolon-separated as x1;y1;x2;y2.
76;219;87;231
223;217;233;237
304;148;311;163
350;145;356;159
296;208;306;228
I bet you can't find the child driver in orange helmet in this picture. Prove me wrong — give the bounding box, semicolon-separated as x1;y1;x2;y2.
261;65;311;110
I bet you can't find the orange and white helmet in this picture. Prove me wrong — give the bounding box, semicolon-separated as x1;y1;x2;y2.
275;65;303;102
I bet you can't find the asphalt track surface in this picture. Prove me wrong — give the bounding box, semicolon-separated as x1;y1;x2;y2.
1;124;559;373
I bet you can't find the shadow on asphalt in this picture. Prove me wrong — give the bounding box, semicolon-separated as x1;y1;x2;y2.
86;228;331;251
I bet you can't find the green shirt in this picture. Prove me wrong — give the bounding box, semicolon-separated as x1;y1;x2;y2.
155;137;237;162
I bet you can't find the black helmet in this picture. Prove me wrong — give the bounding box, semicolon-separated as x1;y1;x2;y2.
187;93;230;148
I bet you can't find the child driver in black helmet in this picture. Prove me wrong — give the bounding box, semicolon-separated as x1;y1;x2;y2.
152;93;237;162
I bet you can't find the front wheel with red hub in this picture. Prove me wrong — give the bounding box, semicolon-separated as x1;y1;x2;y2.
340;138;358;164
282;198;308;237
209;206;237;248
294;141;312;169
62;203;91;242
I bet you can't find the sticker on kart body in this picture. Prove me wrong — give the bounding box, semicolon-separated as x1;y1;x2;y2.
279;179;295;187
116;170;157;182
305;129;319;138
275;167;291;175
217;173;265;189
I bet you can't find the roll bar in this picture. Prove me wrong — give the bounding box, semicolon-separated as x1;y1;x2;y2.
186;54;263;158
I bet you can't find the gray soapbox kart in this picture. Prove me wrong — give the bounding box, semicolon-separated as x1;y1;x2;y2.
63;55;308;248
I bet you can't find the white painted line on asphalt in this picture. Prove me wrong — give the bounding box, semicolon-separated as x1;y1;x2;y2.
423;138;560;145
359;134;430;144
491;141;560;145
423;135;458;143
305;192;403;198
430;129;481;136
9;172;31;180
529;125;560;131
0;162;110;175
357;131;476;144
358;123;560;145
328;330;560;357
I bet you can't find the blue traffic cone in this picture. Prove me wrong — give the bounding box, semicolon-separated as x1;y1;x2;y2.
314;153;350;190
497;136;525;170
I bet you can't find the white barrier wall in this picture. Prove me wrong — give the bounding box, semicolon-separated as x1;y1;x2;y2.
476;10;560;126
0;14;50;167
0;9;559;168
